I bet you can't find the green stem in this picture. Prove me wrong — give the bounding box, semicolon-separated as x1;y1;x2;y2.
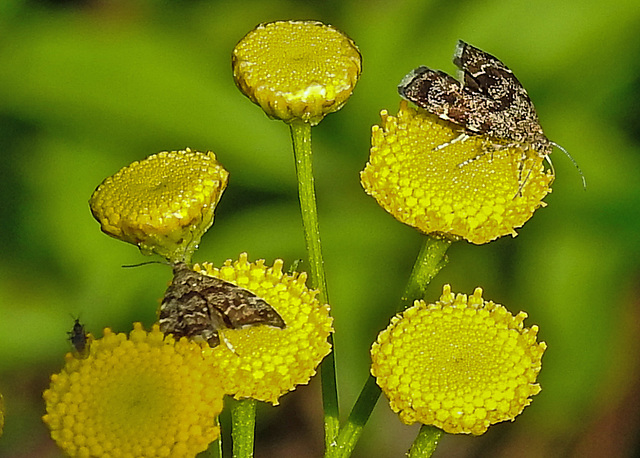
230;398;257;458
289;121;330;302
407;425;444;458
289;120;340;449
204;417;223;458
324;375;380;458
326;235;452;458
400;235;452;310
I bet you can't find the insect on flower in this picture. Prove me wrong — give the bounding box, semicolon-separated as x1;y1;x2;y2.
159;262;286;349
68;318;90;356
398;40;585;188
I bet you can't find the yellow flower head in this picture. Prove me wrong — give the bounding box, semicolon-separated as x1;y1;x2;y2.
43;323;225;457
195;253;333;405
89;148;229;263
371;285;546;435
232;20;362;125
360;102;554;244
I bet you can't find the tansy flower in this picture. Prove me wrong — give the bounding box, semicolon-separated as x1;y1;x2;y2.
89;148;229;263
360;101;554;244
371;285;546;435
232;20;362;125
43;323;225;457
194;253;333;405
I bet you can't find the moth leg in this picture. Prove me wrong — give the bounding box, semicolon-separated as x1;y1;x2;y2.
513;167;533;199
456;140;498;168
433;132;469;151
217;329;239;355
457;152;486;168
457;139;517;168
205;306;240;354
513;147;545;198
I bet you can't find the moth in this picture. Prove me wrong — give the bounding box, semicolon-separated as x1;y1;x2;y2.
398;40;584;185
68;318;89;356
159;262;286;348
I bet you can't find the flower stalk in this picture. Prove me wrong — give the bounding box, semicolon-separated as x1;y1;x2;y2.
290;120;340;448
400;236;453;310
230;398;257;458
290;121;330;303
326;235;452;458
407;425;444;458
208;420;223;458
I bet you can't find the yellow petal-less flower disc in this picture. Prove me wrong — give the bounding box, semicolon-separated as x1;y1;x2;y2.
196;253;333;405
43;323;225;457
232;20;362;125
371;285;546;435
361;101;554;244
89;148;229;263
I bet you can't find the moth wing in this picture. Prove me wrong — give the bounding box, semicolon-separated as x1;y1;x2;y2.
398;66;479;125
160;262;286;349
199;278;286;330
453;40;537;118
159;285;216;339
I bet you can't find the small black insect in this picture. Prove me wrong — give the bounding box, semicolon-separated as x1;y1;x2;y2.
159;262;286;348
68;318;89;355
398;40;584;186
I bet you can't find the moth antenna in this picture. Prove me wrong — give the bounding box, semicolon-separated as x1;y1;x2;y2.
550;141;586;189
121;260;168;268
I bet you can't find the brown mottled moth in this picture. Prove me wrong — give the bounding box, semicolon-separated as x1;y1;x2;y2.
159;262;286;348
398;40;584;186
68;318;89;356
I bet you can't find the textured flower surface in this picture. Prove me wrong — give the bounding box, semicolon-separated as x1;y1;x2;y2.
43;323;224;457
232;20;361;125
361;101;554;244
196;253;333;405
89;148;229;263
371;285;546;435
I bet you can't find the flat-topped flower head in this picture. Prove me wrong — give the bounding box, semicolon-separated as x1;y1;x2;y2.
371;285;546;435
89;148;229;263
43;323;225;457
195;253;333;405
232;20;362;125
361;102;554;244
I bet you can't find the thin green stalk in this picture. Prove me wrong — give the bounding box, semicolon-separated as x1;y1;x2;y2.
400;235;452;310
326;235;453;458
289;120;339;449
324;375;380;458
230;398;257;458
407;425;444;458
204;418;223;458
289;121;330;302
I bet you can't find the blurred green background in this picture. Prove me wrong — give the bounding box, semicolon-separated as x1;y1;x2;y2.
1;0;639;456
